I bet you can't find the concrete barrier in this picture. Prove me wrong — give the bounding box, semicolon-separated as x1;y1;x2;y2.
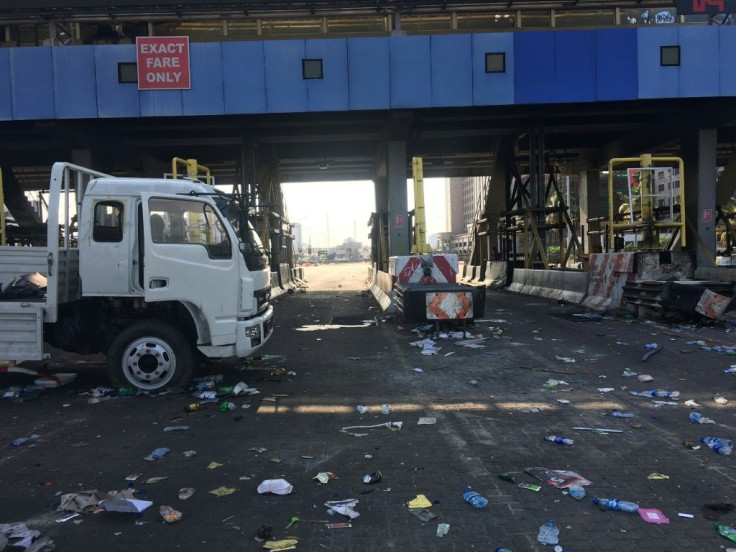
369;269;397;313
389;254;458;284
278;263;293;290
487;261;508;289
509;268;589;303
581;252;636;311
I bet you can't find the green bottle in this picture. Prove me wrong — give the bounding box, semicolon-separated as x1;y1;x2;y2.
716;522;736;543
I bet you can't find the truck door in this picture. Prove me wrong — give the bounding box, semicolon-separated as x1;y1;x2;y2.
141;194;239;344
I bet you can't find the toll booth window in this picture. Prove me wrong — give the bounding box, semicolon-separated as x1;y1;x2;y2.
118;62;138;83
302;59;323;80
148;198;232;259
93;201;123;243
485;53;506;73
660;46;680;67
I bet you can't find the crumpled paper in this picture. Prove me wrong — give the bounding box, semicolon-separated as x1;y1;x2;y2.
407;494;432;509
324;499;360;519
257;479;293;495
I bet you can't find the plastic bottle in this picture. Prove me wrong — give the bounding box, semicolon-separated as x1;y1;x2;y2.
536;520;559;545
646;389;679;399
494;549;513;552
592;497;639;513
567;485;586;500
611;410;634;418
543;436;573;445
381;404;390;415
701;436;733;455
11;434;40;447
462;487;488;509
689;412;715;424
219;401;235;412
118;387;137;396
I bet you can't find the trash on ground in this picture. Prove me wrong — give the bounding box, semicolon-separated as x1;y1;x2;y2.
178;488;195;500
412;368;424;373
597;388;614;393
519;483;541;492
436;523;450;537
622;370;638;377
554;356;576;363
363;472;382;484
233;382;260;396
543;436;573;445
182;450;197;457
456;337;487;349
630;389;679;399
163;425;190;432
716;523;736;543
518;407;540;413
408;508;436;522
545;379;569;388
100;495;153;513
209;487;238;497
701;437;733;455
690;412;716;424
58;490;105;513
498;473;516;483
11;434;40;447
642;347;662;362
639;508;669;524
462;488;488;508
678;512;695;519
684;399;701;408
324;499;360;519
572;427;623;433
144;476;168;484
408;494;432;509
356;405;367;414
418;417;437;425
207;461;223;469
144;447;170;461
637;374;654;382
340;422;403;434
714;393;729;405
249;447;267;454
644;343;658;349
258;479;293;495
610;410;634;418
525;467;592;488
702;503;735;520
411;338;440;355
381;404;390;415
537;520;560;545
262;538;298;551
557;399;570;405
0;522;53;550
647;473;669;480
593;497;639;513
313;472;338;484
567;485;586;500
326;523;352;529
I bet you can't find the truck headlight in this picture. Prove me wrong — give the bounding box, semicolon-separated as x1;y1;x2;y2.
244;325;261;340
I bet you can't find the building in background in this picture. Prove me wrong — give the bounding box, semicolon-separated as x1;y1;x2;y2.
443;176;489;260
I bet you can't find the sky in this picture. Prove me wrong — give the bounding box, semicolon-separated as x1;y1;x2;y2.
282;178;447;248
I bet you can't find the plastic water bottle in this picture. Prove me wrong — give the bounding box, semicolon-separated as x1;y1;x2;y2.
592;497;639;513
689;412;715;424
494;549;513;552
567;485;586;500
646;389;679;399
462;487;488;509
537;520;559;545
701;436;733;455
543;435;573;445
611;410;635;418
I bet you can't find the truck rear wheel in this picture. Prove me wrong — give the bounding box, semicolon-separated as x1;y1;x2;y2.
107;321;193;391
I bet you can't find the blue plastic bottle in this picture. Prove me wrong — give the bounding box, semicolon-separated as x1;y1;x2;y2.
592;497;639;513
701;437;733;455
462;487;488;508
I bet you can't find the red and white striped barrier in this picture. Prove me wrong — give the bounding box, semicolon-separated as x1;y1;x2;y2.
389;254;457;285
582;252;636;311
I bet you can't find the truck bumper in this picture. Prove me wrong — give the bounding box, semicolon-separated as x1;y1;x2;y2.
196;305;274;359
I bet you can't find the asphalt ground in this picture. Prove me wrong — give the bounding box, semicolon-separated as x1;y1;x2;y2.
2;263;736;551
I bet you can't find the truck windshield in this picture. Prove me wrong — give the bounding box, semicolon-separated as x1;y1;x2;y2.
214;196;268;271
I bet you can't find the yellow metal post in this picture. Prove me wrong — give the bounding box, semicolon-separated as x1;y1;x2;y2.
171;157;212;185
410;157;432;254
0;167;5;246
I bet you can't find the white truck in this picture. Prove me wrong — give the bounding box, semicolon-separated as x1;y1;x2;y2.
0;162;274;391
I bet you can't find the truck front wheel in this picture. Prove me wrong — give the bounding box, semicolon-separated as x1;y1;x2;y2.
107;321;194;391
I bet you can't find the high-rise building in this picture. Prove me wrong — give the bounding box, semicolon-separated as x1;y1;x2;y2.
445;176;489;258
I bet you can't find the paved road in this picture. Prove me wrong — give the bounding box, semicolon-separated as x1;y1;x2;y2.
2;263;736;551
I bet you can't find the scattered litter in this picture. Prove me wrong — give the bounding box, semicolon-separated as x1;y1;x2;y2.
436;523;450;537
444;352;455;357
642;347;662;362
630;389;679;399
144;476;168;484
163;425;190;432
537;520;560;545
524;467;592;489
684;399;701;408
572;427;623;433
58;490;105;513
622;370;638;377
340;422;403;434
286;371;297;376
356;405;368;414
408;494;432;509
125;473;142;482
418;417;437;425
408;509;436;522
647;473;670;480
456;337;487;349
690;412;716;424
714;393;729;405
313;472;339;484
182;450;197;457
498;473;516;483
557;399;570;405
144;447;170;461
411;338;441;355
0;522;53;550
545;379;569;388
100;494;153;514
652;400;679;407
716;523;736;543
701;437;733;455
610;410;634;418
519;483;541;492
678;512;695;519
209;487;238;497
554;356;576;363
207;462;223;469
567;485;586;500
324;499;360;519
233;382;260;396
639;508;669;524
381;404;390;415
469;380;479;387
644;343;658;349
326;523;352;529
249;447;267;454
270;458;282;464
518;407;540;413
10;434;40;447
158;505;182;524
637;374;654;382
597;387;614;393
258;479;293;495
411;368;424;373
262;538;299;550
178;488;195;500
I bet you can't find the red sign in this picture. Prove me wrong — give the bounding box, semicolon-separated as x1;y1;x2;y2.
702;208;713;223
394;214;405;228
136;37;191;90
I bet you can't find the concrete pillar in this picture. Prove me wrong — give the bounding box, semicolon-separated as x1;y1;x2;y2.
374;177;388;213
684;128;717;268
486;137;512;258
387;140;408;256
578;170;603;254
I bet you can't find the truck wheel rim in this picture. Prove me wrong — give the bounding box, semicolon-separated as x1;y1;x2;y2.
121;337;176;390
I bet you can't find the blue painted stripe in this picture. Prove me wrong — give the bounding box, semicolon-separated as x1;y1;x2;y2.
514;32;556;104
431;34;472;107
10;47;54;119
264;40;307;113
94;44;140;118
472;33;514;105
596;28;637;101
0;50;12;121
222;41;266;114
347;37;390;110
183;42;225;115
306;38;349;112
390;35;431;108
53;45;98;119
